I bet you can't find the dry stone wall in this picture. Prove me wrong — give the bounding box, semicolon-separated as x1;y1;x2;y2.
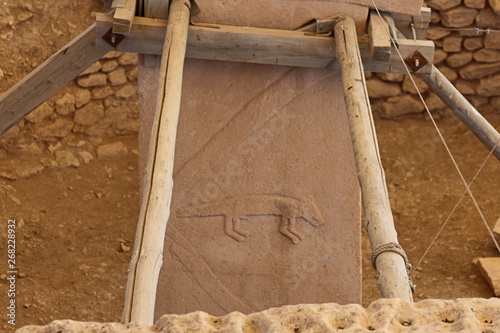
369;0;500;119
0;51;139;178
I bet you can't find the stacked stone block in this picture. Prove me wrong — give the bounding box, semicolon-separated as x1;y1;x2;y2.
368;0;500;118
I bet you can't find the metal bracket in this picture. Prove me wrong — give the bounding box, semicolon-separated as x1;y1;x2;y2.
102;28;125;48
404;50;428;72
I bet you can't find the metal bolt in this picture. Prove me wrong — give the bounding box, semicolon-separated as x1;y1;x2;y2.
414;59;420;67
486;29;491;35
474;27;479;35
111;35;116;43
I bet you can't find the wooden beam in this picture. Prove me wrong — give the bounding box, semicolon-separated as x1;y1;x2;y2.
95;14;435;74
334;16;414;301
420;65;500;161
0;23;107;137
393;7;431;40
113;0;137;34
369;11;391;62
121;0;191;325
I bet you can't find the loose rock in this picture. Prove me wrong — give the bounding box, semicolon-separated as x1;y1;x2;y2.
115;84;137;99
25;102;53;123
74;88;91;108
78;151;94;164
55;92;75;116
96;142;128;160
74;102;104;126
55;150;80;168
477;257;500;295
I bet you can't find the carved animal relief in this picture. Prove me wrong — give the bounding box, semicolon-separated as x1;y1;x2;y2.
176;194;325;243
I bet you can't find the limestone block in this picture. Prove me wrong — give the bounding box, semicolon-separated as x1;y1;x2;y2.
25;102;53;123
426;0;461;11
425;92;447;111
366;78;402;98
441;7;478;28
35;119;73;139
108;67;128;86
402;75;429;94
464;0;486;8
55;150;80;168
427;29;451;40
96;142;128;160
485;32;500;50
459;62;500;79
77;73;107;88
372;95;424;118
455;80;477;95
442;36;463;52
80;61;102;76
445;52;473;67
375;72;404;82
115;84;136;99
473;48;500;62
126;67;138;81
490;0;500;13
118;53;138;66
476;74;500;95
101;59;118;72
101;51;121;59
74;102;104;126
92;86;114;100
17;298;500;333
477;258;500;296
476;8;500;28
55;92;75;116
463;37;483;51
74;88;91;108
433;49;448;65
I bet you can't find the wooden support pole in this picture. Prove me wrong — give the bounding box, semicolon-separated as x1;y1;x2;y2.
419;65;500;161
334;16;413;301
113;0;137;35
121;0;190;324
0;24;107;136
369;11;391;62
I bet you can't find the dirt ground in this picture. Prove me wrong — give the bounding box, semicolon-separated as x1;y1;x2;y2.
1;0;500;332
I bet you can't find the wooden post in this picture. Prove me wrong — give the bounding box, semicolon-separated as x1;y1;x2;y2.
121;0;191;324
419;65;500;161
334;16;413;301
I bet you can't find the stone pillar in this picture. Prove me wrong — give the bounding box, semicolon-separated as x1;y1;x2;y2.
138;1;367;318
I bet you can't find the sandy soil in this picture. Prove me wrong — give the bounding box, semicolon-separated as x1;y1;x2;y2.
0;0;499;332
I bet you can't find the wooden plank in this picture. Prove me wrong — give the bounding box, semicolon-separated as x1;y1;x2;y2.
113;0;137;34
95;14;434;74
369;11;391;62
121;0;191;325
144;0;170;19
393;7;431;40
334;16;413;302
0;23;107;137
419;65;500;161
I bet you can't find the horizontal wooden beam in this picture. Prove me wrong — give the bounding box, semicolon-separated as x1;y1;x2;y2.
95;14;434;74
0;23;107;136
113;0;137;34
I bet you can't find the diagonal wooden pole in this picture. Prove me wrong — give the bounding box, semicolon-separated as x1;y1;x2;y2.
121;0;191;324
334;16;413;301
419;65;500;162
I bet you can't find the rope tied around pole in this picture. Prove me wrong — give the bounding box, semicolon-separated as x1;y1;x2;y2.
371;242;415;293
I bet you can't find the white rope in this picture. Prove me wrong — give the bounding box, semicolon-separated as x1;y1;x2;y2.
369;0;500;255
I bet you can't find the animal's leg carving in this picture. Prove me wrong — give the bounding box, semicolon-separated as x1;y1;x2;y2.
233;217;251;237
279;216;300;244
224;215;246;242
288;217;305;241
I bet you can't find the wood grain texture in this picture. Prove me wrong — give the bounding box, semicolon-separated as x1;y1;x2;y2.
113;0;137;34
0;23;107;136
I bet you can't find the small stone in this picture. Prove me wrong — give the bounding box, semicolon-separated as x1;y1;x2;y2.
108;67;128;86
97;142;128;160
74;89;91;108
40;158;58;168
446;52;473;67
23;304;31;309
80;62;102;76
25;102;53;123
92;86;114;99
469;274;478;279
485;32;500;50
18;273;26;278
459;62;500;79
473;49;500;62
120;243;131;253
77;73;107;88
464;0;485;8
441;7;478;28
10;142;43;156
78;151;94;164
372;95;425;118
55;92;76;116
375;73;404;82
366;78;402;98
10;195;21;205
115;120;139;135
74;102;104;126
100;60;118;72
17;218;25;228
443;36;463;53
118;53;138;66
126;67;138;81
16;164;44;179
79;264;90;271
35;119;74;139
426;0;461;10
463;37;483;51
55;150;80;168
115;84;137;99
402;75;429;95
477;257;500;295
95;192;103;198
101;51;121;59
